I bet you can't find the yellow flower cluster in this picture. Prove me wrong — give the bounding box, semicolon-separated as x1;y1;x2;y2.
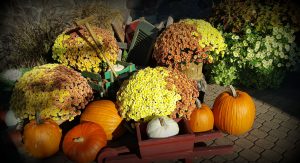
52;25;119;73
10;64;94;122
182;19;227;61
116;67;181;121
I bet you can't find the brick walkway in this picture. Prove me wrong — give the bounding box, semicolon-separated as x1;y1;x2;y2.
192;78;300;162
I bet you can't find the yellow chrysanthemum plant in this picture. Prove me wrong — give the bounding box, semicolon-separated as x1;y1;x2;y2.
52;25;119;73
10;64;94;124
153;19;226;70
182;19;227;60
116;67;199;122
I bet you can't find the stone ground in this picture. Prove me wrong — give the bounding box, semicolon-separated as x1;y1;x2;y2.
193;73;300;163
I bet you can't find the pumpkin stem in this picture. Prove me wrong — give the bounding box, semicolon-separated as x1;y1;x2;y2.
229;85;237;97
195;98;202;108
73;137;84;143
158;117;166;126
35;111;43;125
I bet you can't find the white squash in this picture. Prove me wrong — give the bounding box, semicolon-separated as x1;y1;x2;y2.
146;116;179;138
5;110;20;126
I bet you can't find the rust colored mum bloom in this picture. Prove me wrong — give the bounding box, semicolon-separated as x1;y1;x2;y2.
10;64;93;123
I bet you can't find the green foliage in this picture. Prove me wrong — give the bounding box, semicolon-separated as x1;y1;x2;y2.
208;0;300;89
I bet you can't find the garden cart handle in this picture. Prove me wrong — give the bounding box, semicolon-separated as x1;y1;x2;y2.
75;16;118;78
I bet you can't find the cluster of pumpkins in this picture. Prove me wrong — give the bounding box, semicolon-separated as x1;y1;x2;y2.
4;85;255;163
10;100;123;163
155;85;256;139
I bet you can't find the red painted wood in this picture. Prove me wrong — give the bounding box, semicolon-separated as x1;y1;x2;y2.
98;146;130;163
136;119;195;158
194;130;224;143
97;119;234;163
98;145;233;163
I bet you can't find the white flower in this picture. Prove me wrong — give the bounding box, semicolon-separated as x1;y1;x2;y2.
231;35;235;40
243;40;248;46
276;34;282;40
256;52;261;58
288;36;295;43
233;51;239;57
255;63;261;67
284;55;289;59
247;48;254;53
272;42;278;48
277;63;282;67
285;44;290;51
273;27;278;34
246;28;251;34
255;42;261;52
235;35;240;40
262;60;269;68
268;59;273;64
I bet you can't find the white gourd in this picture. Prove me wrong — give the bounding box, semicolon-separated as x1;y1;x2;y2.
5;110;20;126
146;116;179;138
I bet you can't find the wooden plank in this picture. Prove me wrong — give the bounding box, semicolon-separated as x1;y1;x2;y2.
112;18;125;42
100;145;233;163
194;130;223;143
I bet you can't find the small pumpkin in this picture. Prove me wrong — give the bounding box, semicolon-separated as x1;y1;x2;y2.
188;99;214;132
63;122;107;163
146;116;179;138
23;113;62;158
80;100;124;140
212;85;256;135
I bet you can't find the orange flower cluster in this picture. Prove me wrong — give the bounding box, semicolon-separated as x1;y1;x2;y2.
166;68;199;119
153;22;209;70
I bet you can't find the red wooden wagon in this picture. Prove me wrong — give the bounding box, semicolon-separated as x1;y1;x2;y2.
98;119;233;163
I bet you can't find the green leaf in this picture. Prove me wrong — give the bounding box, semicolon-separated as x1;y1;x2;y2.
81;71;102;81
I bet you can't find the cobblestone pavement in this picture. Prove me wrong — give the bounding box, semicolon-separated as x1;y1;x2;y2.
192;83;300;163
190;68;300;163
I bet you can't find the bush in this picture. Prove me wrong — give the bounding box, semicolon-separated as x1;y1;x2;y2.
208;0;300;89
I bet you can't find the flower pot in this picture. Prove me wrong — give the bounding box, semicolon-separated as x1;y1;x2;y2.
181;62;203;81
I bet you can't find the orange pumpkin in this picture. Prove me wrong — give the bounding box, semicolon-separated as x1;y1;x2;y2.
188;99;214;132
63;122;107;163
80;100;124;140
212;85;256;135
23;118;62;158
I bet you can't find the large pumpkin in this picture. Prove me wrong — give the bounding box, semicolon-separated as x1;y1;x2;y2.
188;99;214;132
23;118;62;158
212;85;256;135
63;122;107;163
80;100;123;140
